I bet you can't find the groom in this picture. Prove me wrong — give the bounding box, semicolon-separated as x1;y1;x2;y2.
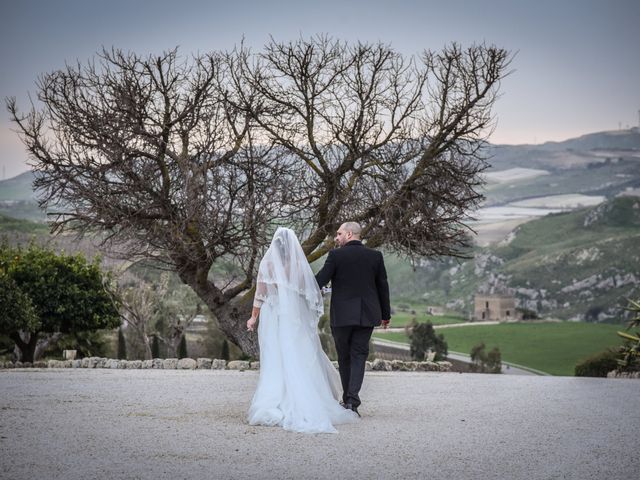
315;222;391;416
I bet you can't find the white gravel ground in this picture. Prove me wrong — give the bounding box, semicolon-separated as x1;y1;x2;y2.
1;368;639;480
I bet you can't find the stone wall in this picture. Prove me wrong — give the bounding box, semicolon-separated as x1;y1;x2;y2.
0;357;452;373
607;370;640;379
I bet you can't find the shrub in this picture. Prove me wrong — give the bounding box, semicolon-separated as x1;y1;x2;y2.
574;349;619;377
616;298;640;373
470;342;502;373
409;322;447;361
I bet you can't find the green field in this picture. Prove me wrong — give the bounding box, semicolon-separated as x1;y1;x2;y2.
390;310;466;327
0;212;48;233
374;321;625;376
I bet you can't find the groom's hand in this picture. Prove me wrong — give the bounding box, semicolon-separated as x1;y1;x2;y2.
381;319;390;329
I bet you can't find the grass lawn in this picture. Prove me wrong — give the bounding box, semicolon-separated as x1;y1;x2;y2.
390;309;466;327
373;321;625;376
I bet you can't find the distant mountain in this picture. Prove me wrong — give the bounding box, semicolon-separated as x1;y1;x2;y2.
1;127;638;208
481;129;640;207
0;170;46;222
0;170;36;201
536;128;640;152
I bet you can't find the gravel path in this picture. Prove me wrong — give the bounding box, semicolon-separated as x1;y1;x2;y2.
1;368;638;479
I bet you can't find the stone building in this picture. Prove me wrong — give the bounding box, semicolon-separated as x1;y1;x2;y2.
472;293;520;322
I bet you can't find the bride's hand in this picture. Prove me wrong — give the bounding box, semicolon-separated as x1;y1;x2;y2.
246;317;257;332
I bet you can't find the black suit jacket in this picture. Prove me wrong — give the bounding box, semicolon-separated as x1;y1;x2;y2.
315;240;391;327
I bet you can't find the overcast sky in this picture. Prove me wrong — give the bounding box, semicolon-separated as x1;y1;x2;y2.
1;0;638;178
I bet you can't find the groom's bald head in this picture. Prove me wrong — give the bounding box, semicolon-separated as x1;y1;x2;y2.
335;221;362;247
341;222;362;238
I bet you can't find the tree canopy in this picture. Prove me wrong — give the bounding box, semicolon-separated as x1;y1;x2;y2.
0;242;120;362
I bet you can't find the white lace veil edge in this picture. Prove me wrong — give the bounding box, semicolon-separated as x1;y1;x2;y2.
256;227;324;322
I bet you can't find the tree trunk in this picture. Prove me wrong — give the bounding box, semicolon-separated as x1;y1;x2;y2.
10;330;39;363
178;268;260;358
212;301;259;358
142;334;152;360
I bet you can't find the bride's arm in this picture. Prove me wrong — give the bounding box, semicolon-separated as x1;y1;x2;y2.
247;280;267;331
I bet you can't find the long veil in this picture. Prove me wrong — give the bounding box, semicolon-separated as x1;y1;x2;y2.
253;227;324;325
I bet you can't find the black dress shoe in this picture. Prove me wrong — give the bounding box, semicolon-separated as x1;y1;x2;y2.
344;403;361;417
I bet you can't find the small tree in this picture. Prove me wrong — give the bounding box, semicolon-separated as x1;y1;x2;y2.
221;339;230;361
151;334;161;358
0;242;120;362
0;275;40;354
409;322;447;361
486;346;502;373
117;326;127;360
116;274;199;359
470;342;502;373
177;335;188;359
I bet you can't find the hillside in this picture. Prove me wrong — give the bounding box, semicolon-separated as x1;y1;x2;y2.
387;196;640;322
0;171;36;201
0;170;46;221
2;128;639;220
0;212;49;234
2;128;639;323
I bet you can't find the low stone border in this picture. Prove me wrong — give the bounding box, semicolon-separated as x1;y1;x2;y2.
0;357;452;372
607;370;640;379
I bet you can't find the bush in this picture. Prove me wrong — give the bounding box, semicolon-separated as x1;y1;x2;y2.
616;298;640;373
574;349;619;377
409;321;447;361
517;308;539;320
470;342;502;373
0;242;120;362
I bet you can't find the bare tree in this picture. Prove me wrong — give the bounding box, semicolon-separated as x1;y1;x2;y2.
117;273;198;359
117;281;157;360
231;37;512;258
8;38;512;356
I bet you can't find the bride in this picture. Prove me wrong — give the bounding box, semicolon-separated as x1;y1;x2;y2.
245;227;360;433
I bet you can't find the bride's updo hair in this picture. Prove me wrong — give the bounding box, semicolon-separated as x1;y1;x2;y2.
275;234;287;260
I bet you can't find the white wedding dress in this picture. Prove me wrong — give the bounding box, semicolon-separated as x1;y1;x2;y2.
247;228;360;434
